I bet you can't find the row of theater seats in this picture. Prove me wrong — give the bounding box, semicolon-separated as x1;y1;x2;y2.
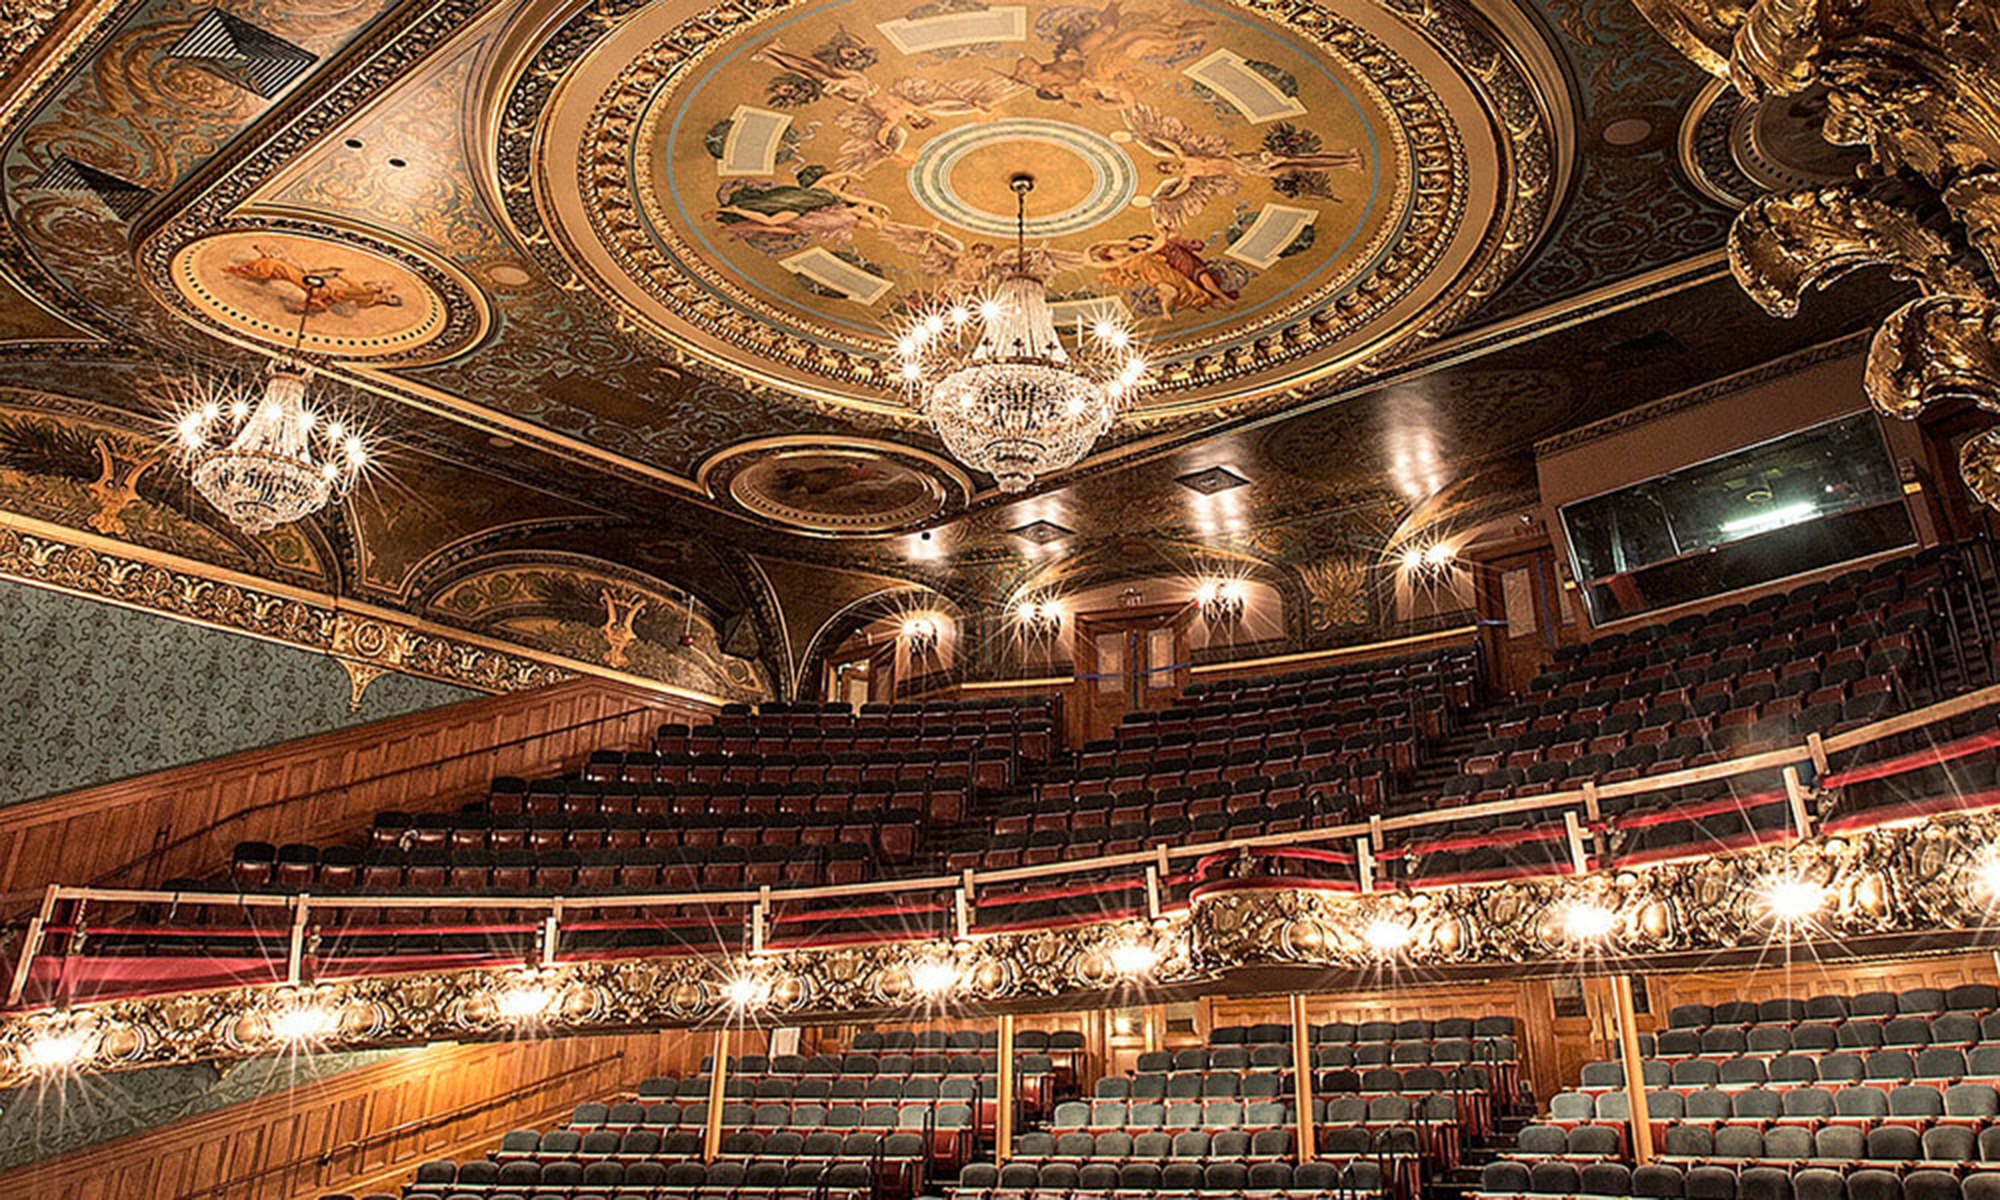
218;697;1061;918
1089;1065;1494;1103
1664;992;2000;1028
1539;559;1960;684
1480;1160;1999;1200
952;1157;1387;1200
1173;648;1481;713
1071;718;1423;785
405;1155;887;1200
1576;1049;2000;1090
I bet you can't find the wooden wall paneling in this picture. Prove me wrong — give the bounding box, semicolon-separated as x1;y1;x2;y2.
0;677;710;915
0;1028;717;1200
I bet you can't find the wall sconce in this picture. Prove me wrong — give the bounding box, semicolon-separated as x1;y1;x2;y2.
1398;542;1456;577
902;615;941;656
1017;598;1062;638
1194;579;1246;623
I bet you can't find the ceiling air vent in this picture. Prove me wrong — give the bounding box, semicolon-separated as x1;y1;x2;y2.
29;158;154;220
1176;465;1250;495
171;9;317;98
1011;520;1073;545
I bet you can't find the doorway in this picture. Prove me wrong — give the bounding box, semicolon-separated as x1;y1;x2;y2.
1075;604;1191;741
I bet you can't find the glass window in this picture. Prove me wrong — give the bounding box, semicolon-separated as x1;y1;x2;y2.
1560;413;1913;623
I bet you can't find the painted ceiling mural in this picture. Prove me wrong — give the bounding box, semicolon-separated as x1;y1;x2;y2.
0;0;1911;697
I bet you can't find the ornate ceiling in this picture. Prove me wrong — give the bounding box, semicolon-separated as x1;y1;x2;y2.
0;0;1908;698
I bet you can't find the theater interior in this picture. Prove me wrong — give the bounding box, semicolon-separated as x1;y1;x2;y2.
0;0;1999;1196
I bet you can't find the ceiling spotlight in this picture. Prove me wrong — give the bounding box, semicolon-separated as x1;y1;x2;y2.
1195;579;1246;623
271;1005;336;1044
1422;543;1454;567
1017;598;1062;638
1758;875;1828;927
496;983;556;1023
22;1030;87;1072
1400;548;1425;572
1108;940;1159;977
1362;917;1415;954
1561;902;1618;942
909;959;959;998
901;615;941;655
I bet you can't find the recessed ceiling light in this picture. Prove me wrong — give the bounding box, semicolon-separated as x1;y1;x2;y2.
1012;519;1072;545
1176;466;1249;495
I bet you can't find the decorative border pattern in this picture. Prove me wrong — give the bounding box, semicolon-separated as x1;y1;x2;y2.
494;0;1562;418
1;804;1993;1086
0;519;571;695
1532;331;1870;457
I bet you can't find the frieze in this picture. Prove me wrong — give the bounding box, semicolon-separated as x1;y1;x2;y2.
2;804;1994;1087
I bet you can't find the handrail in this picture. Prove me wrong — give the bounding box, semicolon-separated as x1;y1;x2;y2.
82;701;665;892
169;1049;628;1200
13;678;1998;1004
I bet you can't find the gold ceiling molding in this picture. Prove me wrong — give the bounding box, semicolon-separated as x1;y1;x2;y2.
1632;0;2000;506
2;804;1995;1087
494;0;1570;426
0;510;744;706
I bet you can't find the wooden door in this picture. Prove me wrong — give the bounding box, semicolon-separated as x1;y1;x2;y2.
1076;604;1190;741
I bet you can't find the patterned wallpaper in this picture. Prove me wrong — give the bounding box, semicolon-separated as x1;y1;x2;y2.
0;1049;402;1171
0;579;478;807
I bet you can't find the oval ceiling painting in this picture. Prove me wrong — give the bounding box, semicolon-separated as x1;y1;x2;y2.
515;0;1564;420
710;440;960;532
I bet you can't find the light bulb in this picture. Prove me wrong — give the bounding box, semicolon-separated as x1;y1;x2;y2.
1759;876;1826;925
200;403;219;421
230;400;250;420
23;1031;85;1071
496;984;554;1022
1108;941;1157;977
1561;903;1617;941
910;960;957;998
271;1005;334;1043
1401;548;1425;571
1363;917;1413;952
1423;543;1454;567
726;974;768;1009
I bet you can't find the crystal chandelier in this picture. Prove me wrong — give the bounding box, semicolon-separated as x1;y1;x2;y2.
895;175;1147;492
173;273;369;534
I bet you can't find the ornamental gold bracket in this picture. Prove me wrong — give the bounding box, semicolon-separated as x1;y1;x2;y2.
1634;0;2000;505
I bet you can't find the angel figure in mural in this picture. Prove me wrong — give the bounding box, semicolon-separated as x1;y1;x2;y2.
1121;105;1366;228
222;247;404;313
878;224;1088;288
1087;228;1238;315
710;169;893;247
1008;1;1211;108
754;41;1019;175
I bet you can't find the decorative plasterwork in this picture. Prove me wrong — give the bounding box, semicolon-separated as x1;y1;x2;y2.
494;0;1569;426
3;804;1995;1087
700;437;970;535
0;512;751;702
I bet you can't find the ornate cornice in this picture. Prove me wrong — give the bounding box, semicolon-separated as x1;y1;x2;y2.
0;511;743;704
1532;330;1869;457
3;802;1994;1087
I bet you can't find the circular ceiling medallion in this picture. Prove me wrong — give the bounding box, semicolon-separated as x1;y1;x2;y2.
504;0;1567;425
908;120;1137;237
707;440;964;533
169;230;457;359
1680;81;1865;207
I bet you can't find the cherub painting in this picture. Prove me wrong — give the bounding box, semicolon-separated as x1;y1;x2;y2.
754;40;1018;175
1009;1;1211;108
1087;230;1239;315
878;225;1087;288
711;168;893;248
222;246;405;313
1122;105;1366;228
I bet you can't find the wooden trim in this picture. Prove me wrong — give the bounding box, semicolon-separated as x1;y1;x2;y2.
1186;626;1478;675
0;677;707;912
0;1030;709;1200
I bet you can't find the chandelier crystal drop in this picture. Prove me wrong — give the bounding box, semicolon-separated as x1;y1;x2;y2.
896;175;1148;492
173;274;369;535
